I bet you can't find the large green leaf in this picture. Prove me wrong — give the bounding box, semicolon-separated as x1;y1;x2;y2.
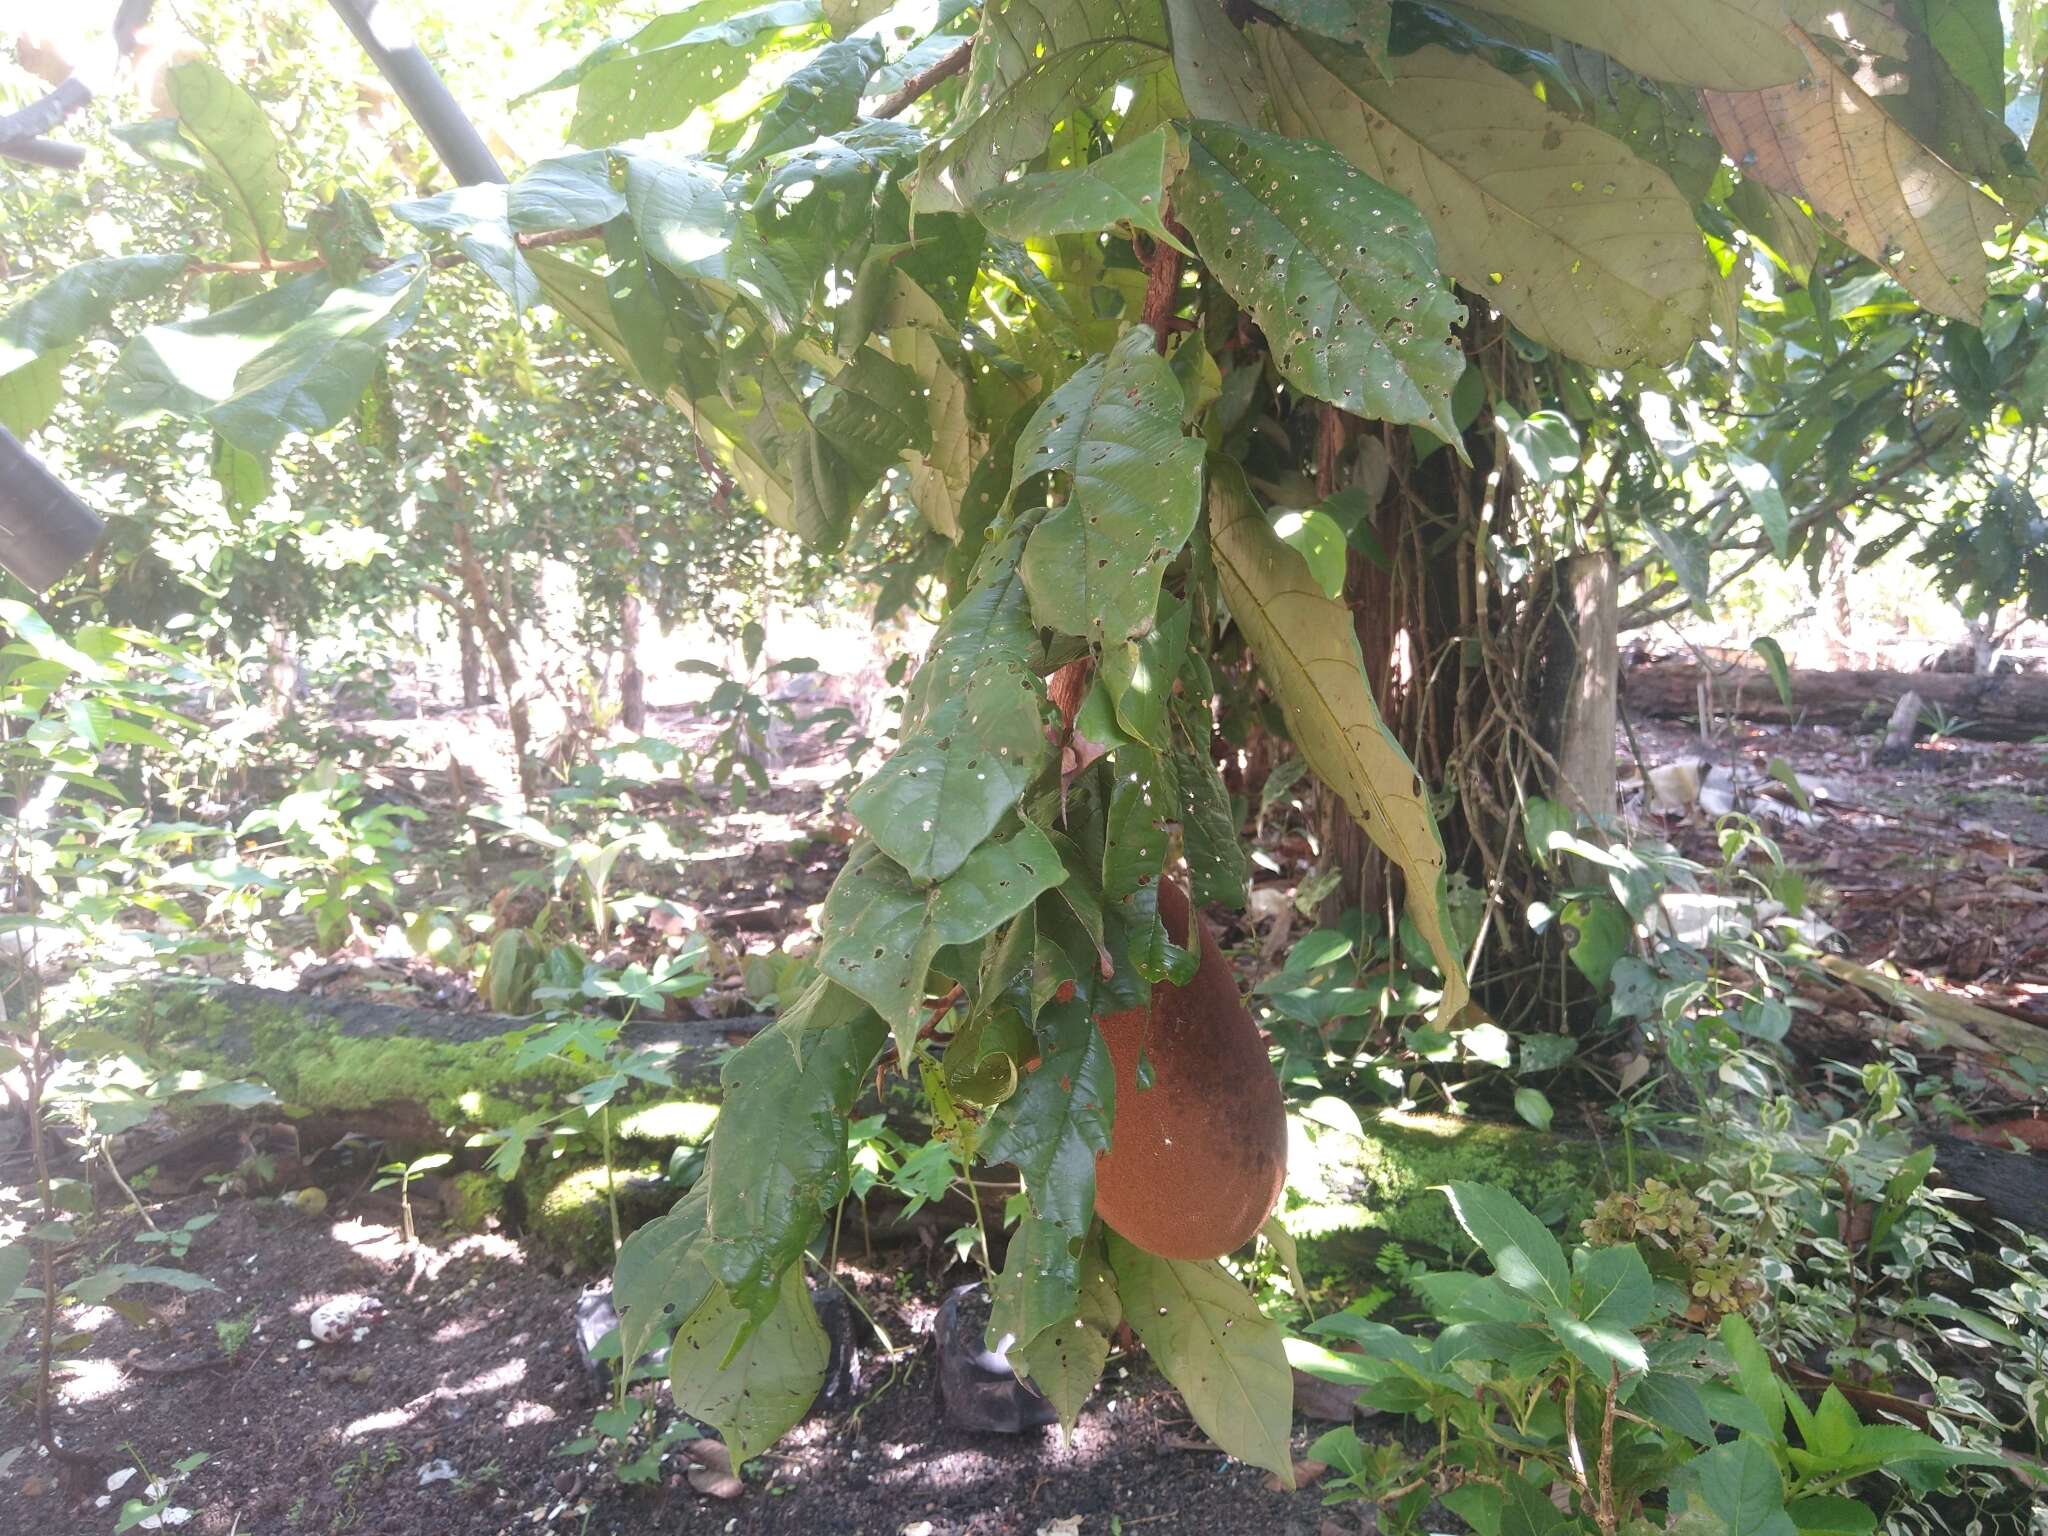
982;995;1113;1240
1014;326;1205;643
1207;459;1468;1025
1683;1438;1798;1536
143;61;290;259
1170;665;1250;909
1261;0;1389;50
1439;1183;1570;1310
508;151;628;232
915;0;1171;213
1107;1233;1295;1483
1175;119;1464;438
527;248;637;371
743;34;883;161
877;273;975;540
0;351;66;438
1008;1229;1121;1432
1788;1;2035;209
205;265;428;456
612;1188;714;1380
1464;0;1807;90
669;1259;828;1466
818;830;1068;1058
989;1209;1086;1358
1257;30;1715;369
392;185;538;311
1164;0;1268;127
105;277;326;428
0;256;192;377
534;0;826;146
704;1004;887;1319
848;521;1052;880
1912;0;2004;113
1702;27;2005;323
105;266;425;453
976;125;1191;252
807;344;931;483
0;1242;28;1305
0;255;190;435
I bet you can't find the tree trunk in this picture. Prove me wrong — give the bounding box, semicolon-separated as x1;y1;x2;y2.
620;591;646;734
1534;551;1619;824
1819;534;1857;668
263;615;298;718
1622;660;2048;740
451;518;536;799
459;613;483;707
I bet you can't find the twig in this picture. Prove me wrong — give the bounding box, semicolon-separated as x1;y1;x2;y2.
874;38;973;119
101;1140;160;1233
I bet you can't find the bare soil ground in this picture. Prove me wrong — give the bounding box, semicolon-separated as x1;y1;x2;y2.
0;1191;1348;1536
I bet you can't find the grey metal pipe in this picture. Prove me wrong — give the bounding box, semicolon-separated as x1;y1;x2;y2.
325;0;506;186
0;137;87;170
0;428;106;593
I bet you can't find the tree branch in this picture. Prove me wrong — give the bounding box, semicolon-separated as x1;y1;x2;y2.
874;39;973;119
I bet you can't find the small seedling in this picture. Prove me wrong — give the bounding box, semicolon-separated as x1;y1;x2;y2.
134;1211;217;1261
372;1153;452;1244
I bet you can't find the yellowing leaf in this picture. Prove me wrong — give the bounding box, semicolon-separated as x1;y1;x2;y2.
1207;459;1469;1026
1255;30;1715;369
1107;1233;1294;1483
1702;28;2004;322
1470;0;1808;91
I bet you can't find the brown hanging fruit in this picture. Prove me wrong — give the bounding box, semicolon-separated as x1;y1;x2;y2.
1093;880;1286;1260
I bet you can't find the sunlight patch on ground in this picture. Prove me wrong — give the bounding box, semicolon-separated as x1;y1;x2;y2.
56;1357;128;1405
342;1406;414;1440
328;1216;405;1265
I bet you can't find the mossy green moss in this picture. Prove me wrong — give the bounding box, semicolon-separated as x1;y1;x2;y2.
525;1159;674;1270
615;1098;719;1147
444;1170;507;1232
143;988;593;1136
1282;1101;1611;1282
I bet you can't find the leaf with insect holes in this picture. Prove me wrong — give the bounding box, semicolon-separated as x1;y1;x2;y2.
1702;27;2005;323
848;520;1051;880
1475;0;1806;90
612;1188;713;1380
1009;1230;1121;1433
983;996;1113;1243
1107;1233;1295;1483
1015;327;1205;644
669;1258;828;1466
1176;119;1463;438
1257;30;1715;368
977;125;1190;251
704;1004;887;1320
819;830;1067;1060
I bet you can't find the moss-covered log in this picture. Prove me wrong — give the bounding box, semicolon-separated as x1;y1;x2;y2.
123;981;748;1151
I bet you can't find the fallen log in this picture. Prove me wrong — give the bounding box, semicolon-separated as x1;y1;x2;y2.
1621;660;2048;741
106;980;765;1166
